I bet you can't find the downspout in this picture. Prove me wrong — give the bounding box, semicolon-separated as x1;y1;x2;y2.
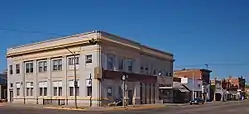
97;31;102;107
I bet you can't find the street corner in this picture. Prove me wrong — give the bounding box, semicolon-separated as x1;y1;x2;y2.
0;103;7;107
44;106;87;111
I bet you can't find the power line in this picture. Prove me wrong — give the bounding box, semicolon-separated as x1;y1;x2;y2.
175;63;249;68
0;27;66;37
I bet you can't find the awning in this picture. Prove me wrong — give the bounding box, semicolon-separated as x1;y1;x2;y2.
159;86;173;89
179;88;190;92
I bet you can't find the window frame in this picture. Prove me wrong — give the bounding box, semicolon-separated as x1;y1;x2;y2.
87;86;92;96
9;65;13;74
38;60;48;72
68;56;79;65
16;64;20;74
107;54;115;70
118;57;124;70
85;55;92;63
127;59;134;72
25;62;34;73
52;59;62;71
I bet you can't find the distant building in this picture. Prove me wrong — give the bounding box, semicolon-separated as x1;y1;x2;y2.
222;76;245;100
172;77;202;103
210;78;227;101
0;72;7;100
174;69;212;101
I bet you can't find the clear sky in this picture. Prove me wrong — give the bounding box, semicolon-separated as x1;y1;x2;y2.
0;0;249;80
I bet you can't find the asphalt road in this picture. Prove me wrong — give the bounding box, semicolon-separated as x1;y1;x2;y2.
0;101;248;114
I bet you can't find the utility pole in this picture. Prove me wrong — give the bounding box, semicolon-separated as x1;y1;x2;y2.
122;74;128;107
65;48;78;109
192;71;195;100
89;73;92;107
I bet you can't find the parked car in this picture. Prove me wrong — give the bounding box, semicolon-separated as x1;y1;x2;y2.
189;98;205;105
108;99;123;107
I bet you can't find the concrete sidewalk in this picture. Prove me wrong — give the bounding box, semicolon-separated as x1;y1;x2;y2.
1;101;241;111
0;103;184;111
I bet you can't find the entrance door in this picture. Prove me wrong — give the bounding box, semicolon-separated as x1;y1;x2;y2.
128;90;133;105
9;90;13;103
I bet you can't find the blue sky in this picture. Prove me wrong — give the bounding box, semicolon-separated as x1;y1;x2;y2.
0;0;249;80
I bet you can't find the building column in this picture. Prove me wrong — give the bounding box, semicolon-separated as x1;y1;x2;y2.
133;82;140;105
155;83;160;103
0;85;2;99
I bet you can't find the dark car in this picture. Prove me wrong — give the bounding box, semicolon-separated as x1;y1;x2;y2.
189;98;205;105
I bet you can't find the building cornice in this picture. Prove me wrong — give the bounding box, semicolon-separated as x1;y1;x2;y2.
7;31;174;61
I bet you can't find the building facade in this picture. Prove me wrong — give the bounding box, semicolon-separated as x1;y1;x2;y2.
210;78;227;101
0;72;7;101
174;69;212;101
7;31;174;106
181;77;202;99
222;76;245;100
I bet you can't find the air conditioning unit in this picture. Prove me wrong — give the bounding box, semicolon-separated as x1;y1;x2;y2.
94;67;103;79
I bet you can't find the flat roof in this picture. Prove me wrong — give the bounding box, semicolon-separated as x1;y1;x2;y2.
8;30;173;57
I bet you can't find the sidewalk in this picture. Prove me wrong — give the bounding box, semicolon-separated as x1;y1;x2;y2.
0;102;185;111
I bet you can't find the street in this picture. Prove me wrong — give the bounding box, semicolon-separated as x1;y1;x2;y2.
0;101;248;114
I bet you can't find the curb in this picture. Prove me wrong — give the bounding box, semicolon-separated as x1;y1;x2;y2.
105;105;164;111
44;107;86;111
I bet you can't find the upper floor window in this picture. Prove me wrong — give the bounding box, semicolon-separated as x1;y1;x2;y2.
9;65;13;74
107;54;115;70
25;62;33;73
127;59;134;72
68;56;79;65
140;66;144;73
16;64;20;74
38;61;47;72
85;55;92;63
165;72;169;76
168;72;172;77
53;59;62;71
118;57;124;70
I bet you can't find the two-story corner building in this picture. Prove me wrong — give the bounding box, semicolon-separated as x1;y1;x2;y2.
174;69;212;101
6;31;174;107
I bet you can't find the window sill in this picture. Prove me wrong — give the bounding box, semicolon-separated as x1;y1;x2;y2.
52;70;63;72
38;72;48;74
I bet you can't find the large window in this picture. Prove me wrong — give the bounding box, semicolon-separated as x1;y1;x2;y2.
69;80;79;96
16;82;21;96
118;57;124;70
87;86;92;96
127;59;134;72
25;62;33;73
38;61;47;72
26;82;34;96
107;54;115;70
53;59;62;71
39;81;47;96
16;64;20;74
53;81;62;96
68;56;79;65
9;65;13;74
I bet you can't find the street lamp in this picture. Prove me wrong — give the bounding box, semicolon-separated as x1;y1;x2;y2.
89;73;92;107
64;38;97;108
65;48;78;108
121;74;128;107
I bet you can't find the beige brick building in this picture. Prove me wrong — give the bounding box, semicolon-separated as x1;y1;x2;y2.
7;31;174;107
